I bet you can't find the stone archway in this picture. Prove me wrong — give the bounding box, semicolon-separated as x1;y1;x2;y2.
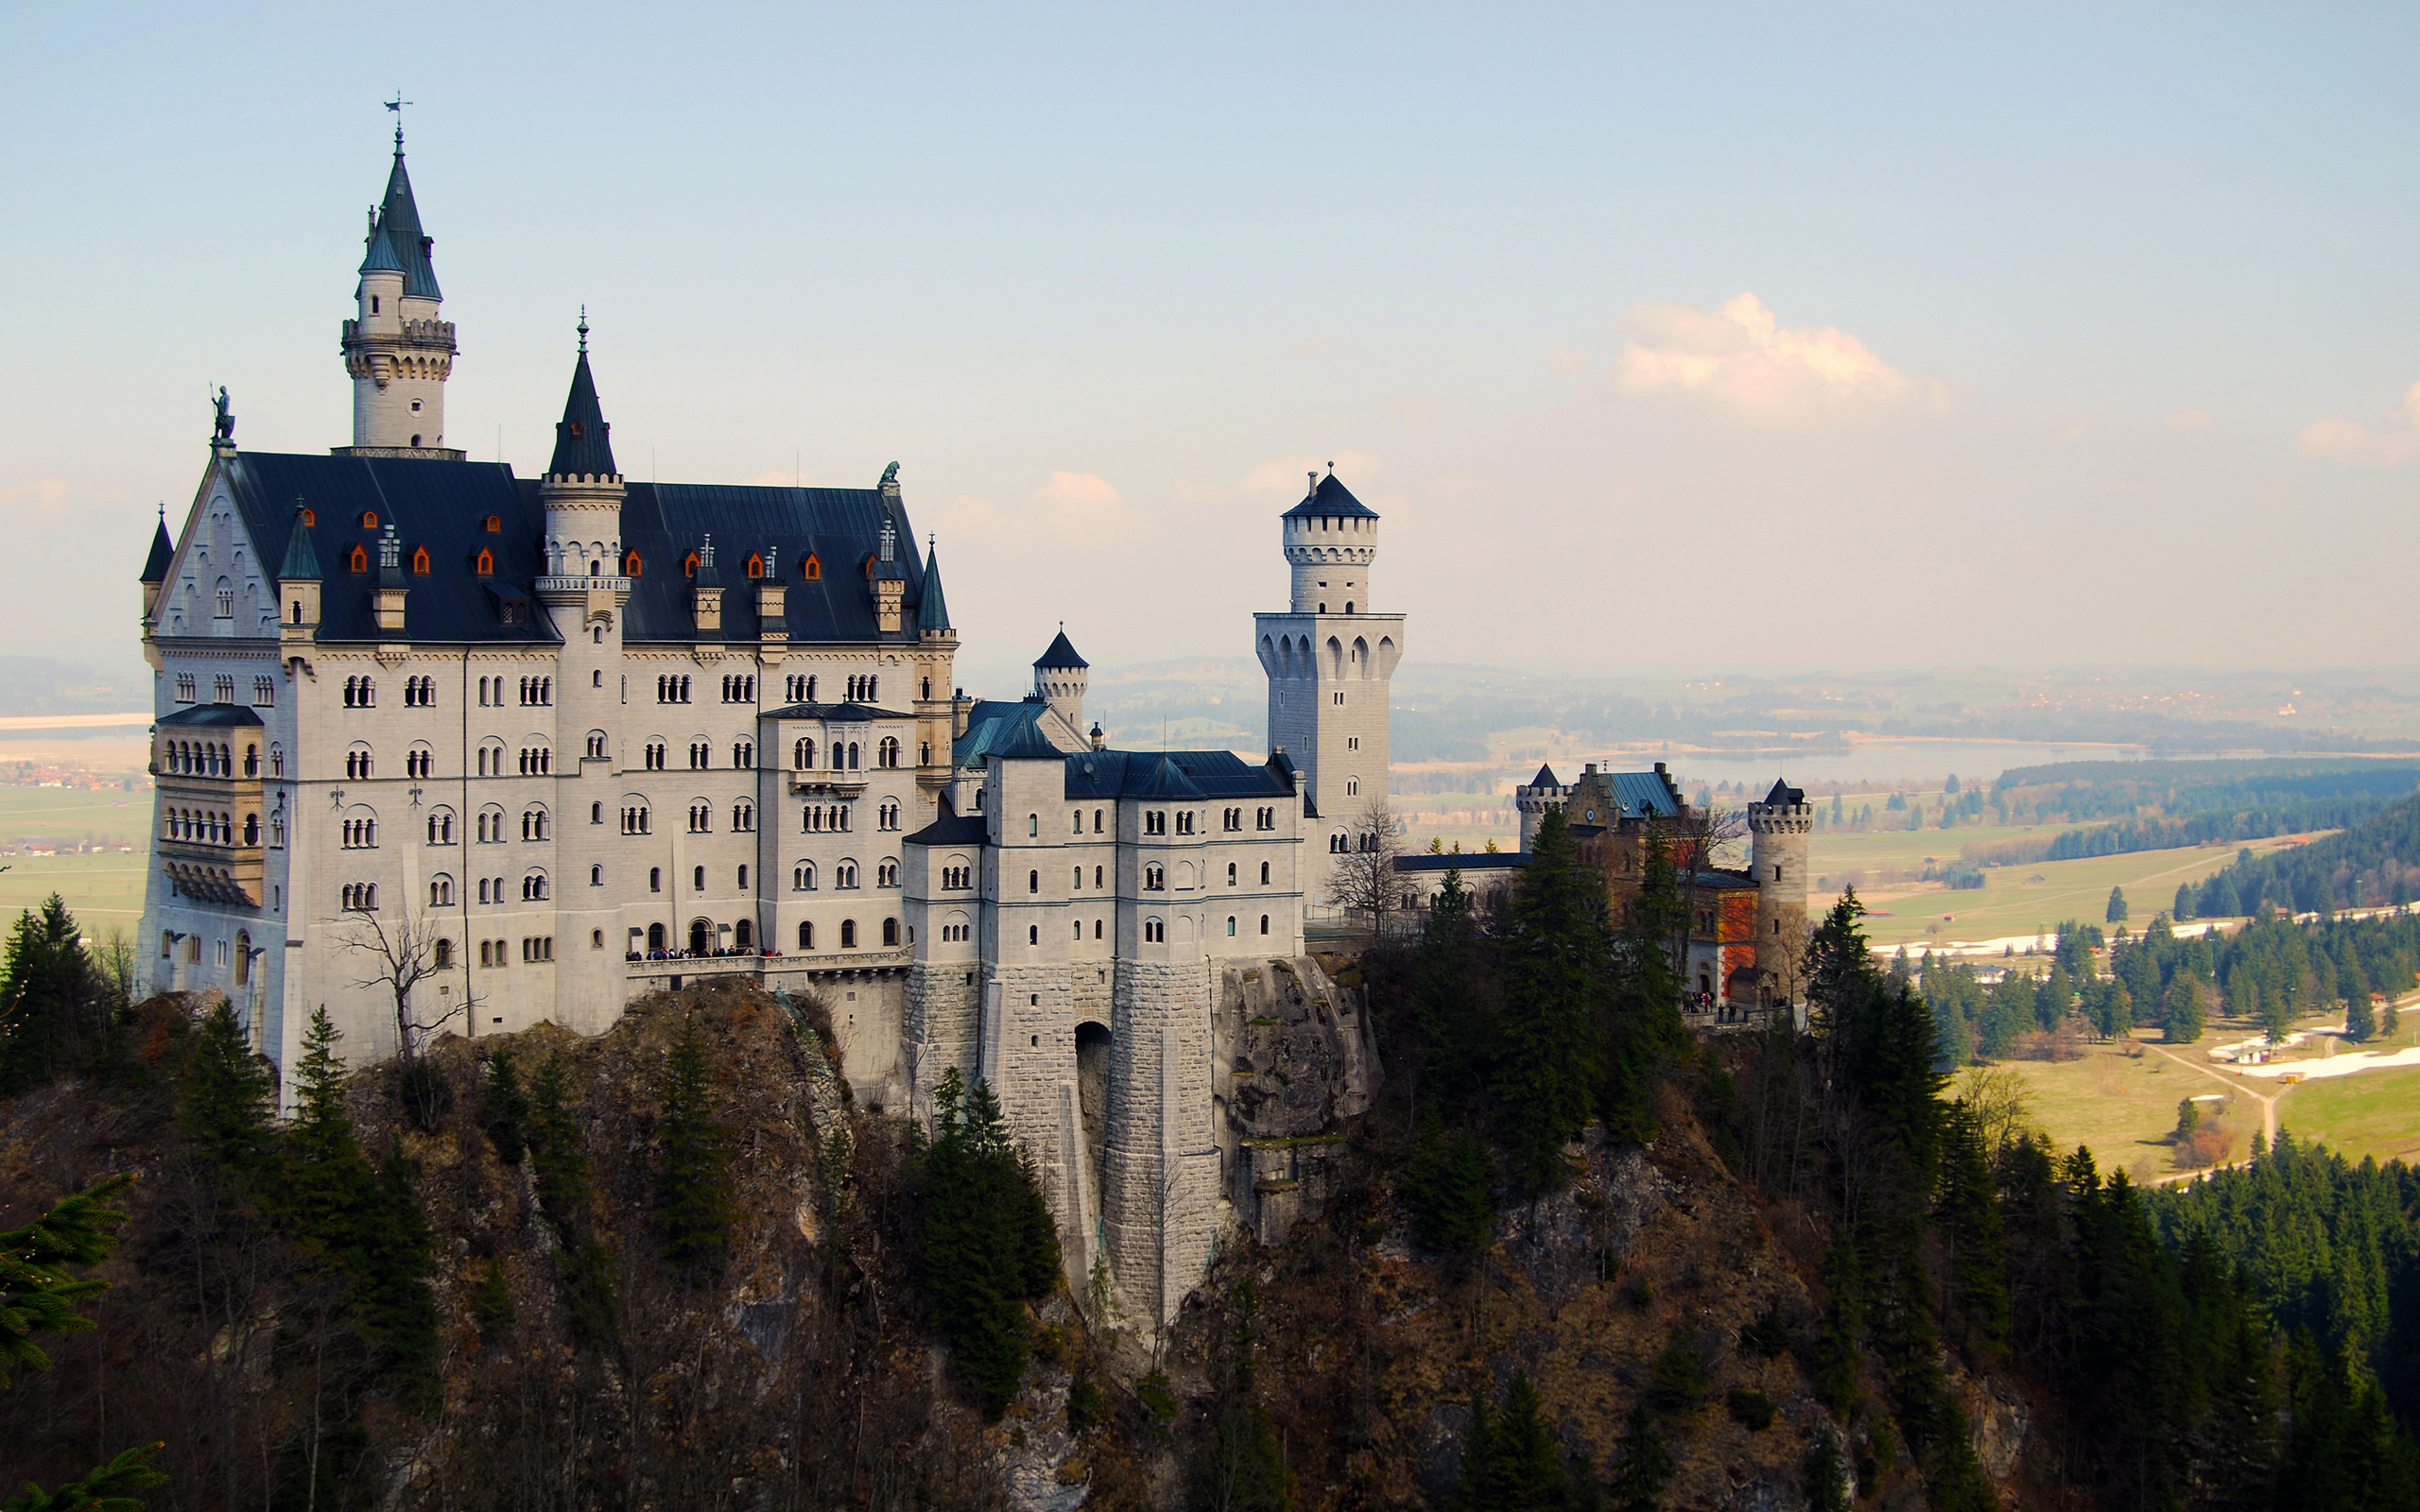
1075;1021;1113;1197
690;918;712;956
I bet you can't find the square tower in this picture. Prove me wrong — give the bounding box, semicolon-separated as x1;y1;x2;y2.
1253;472;1405;866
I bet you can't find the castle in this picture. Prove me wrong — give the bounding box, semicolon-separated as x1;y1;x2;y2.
136;128;1391;1322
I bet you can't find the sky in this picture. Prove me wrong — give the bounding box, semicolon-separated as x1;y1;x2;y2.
6;4;2418;691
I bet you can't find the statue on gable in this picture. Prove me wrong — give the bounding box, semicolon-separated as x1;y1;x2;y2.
211;386;235;445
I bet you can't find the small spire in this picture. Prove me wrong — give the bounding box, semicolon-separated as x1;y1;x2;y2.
578;304;588;353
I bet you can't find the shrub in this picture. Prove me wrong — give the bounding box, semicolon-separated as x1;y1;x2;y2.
1726;1387;1775;1430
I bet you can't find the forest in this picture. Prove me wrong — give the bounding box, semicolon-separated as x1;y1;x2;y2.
6;842;2420;1509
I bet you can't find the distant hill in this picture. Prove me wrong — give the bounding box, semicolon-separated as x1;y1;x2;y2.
2194;785;2420;915
0;657;149;717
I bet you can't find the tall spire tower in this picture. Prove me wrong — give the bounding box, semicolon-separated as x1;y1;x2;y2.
1253;469;1407;864
337;119;460;456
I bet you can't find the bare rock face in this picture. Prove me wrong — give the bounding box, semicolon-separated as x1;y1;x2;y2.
1960;1369;2030;1480
1210;955;1383;1246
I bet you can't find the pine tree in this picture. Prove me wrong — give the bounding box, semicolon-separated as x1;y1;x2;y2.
918;1069;1059;1416
0;896;96;1094
2163;973;2205;1043
2106;885;2128;923
469;1257;514;1345
1487;1372;1567;1510
279;1006;376;1265
528;1051;592;1227
658;1011;739;1270
358;1146;440;1387
2174;883;2195;922
1495;808;1602;1192
1603;1402;1673;1512
480;1046;530;1165
1405;1112;1495;1259
179;999;274;1170
1934;1100;2008;1350
1451;1389;1498;1511
1414;867;1491;1117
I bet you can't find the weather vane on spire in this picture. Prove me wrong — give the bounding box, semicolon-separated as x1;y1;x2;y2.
385;91;412;149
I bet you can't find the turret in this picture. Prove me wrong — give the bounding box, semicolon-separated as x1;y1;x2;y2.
1031;627;1088;732
538;314;626;577
337;123;459;455
1514;763;1567;855
140;505;173;626
1747;780;1813;988
1281;470;1379;615
277;503;322;646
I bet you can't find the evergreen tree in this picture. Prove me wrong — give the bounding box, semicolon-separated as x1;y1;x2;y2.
179;999;274;1170
528;1052;592;1227
2106;885;2128;923
1493;1373;1568;1510
1495;808;1602;1192
2345;985;2377;1042
658;1011;739;1270
2163;973;2205;1043
2174;883;2196;922
357;1146;440;1387
560;1237;621;1349
1405;1112;1495;1259
1414;867;1493;1116
279;1006;376;1266
1602;1403;1673;1512
918;1069;1059;1416
0;896;98;1094
1452;1389;1498;1511
469;1257;514;1344
1934;1100;2008;1350
480;1046;530;1165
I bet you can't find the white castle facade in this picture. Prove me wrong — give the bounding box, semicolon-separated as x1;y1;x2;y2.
136;131;1395;1320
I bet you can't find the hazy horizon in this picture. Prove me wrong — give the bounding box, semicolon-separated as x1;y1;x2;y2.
9;6;2418;679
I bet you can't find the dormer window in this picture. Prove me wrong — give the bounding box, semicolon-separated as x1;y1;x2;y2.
410;546;430;575
568;421;584;439
298;507;315;526
624;550;643;576
683;551;700;578
475;548;493;576
863;555;877;580
746;554;764;579
485;515;501;533
347;545;369;574
359;510;377;529
803;554;821;580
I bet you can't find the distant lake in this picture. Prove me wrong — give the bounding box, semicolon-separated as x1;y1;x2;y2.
1588;738;2339;789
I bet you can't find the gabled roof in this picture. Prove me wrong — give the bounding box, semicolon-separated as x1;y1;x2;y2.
759;700;912;722
953;699;1054;768
141;511;174;583
917;548;952;633
371;146;441;301
1760;779;1805;806
905;812;989;847
1280;472;1378;521
158;703;265;729
1061;748;1295;801
544;337;616;479
988;713;1069;761
1034;628;1087;669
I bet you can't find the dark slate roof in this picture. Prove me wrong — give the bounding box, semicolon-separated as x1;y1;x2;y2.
357;219;405;276
372;146;441;301
988;713;1069;762
1692;869;1760;891
1280;472;1378;521
759;701;911;722
953;699;1053;768
917;548;952;633
1395;852;1527;873
141;512;174;583
905;812;989;848
276;505;321;581
158;703;265;729
216;453;553;644
1526;763;1561;789
1761;779;1805;806
545;345;617;478
1034;629;1087;669
1062;749;1294;801
1606;770;1684;818
603;480;925;644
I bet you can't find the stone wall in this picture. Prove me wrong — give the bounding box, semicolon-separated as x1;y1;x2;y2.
1211;955;1383;1246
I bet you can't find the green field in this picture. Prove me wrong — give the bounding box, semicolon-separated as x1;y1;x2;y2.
1818;825;2308;949
1979;1006;2420;1177
0;785;153;934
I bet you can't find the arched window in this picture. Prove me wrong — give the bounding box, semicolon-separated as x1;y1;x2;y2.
1227;917;1236;936
1028;869;1040;894
693;865;706;891
883;918;899;946
410;545;430;575
359;510;378;529
435;939;453;969
1095;919;1104;939
1228;863;1237;885
799;920;814;950
735;919;753;948
803;554;821;579
1028;813;1039;837
1260;862;1270;885
1259;915;1270;936
475;548;493;576
591;864;603;886
347;545;369;574
625;549;643;576
746;553;764;579
485;514;502;533
1028;924;1039;945
430;876;453;906
840;919;856;948
683;551;700;578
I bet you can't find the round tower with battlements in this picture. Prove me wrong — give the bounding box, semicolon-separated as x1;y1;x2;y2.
1747;780;1813;992
1515;763;1569;855
338;124;459;456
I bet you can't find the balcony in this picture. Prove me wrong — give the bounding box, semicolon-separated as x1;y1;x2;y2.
158;837;265;907
535;575;631;595
786;768;870;798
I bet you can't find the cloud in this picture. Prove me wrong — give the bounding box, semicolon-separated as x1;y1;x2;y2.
1240;452;1382;499
1;479;71;516
2298;382;2420;465
1614;292;1945;423
936;472;1140;551
2166;409;2213;431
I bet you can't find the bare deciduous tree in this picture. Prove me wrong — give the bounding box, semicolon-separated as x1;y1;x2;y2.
339;901;461;1062
1323;796;1404;936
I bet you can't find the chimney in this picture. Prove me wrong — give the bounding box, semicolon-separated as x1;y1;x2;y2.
953;688;972;739
1089;722;1105;751
372;525;408;632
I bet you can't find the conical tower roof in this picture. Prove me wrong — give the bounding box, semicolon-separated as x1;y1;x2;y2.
139;507;174;583
1034;627;1087;670
278;506;322;581
545;318;618;479
369;137;442;300
918;545;952;633
1280;471;1378;521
